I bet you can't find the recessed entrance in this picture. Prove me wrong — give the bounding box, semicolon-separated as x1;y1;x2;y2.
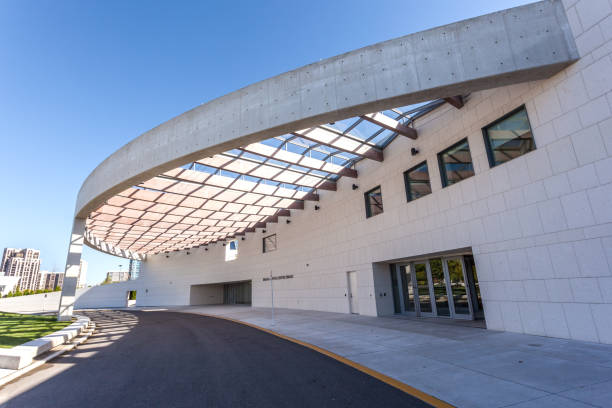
190;280;252;306
392;255;483;321
223;281;252;305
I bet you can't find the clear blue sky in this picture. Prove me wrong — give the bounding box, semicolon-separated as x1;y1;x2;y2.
0;0;531;285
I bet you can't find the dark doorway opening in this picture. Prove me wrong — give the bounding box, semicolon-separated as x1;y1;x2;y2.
223;281;252;305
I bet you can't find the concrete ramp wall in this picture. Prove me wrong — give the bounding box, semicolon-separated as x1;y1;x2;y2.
0;291;64;314
75;282;137;309
0;282;140;314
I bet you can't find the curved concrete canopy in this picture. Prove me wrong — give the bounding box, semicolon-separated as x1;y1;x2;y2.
85;100;442;257
78;0;578;258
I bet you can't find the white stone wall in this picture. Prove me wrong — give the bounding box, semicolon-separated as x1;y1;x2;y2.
0;291;63;314
110;0;612;343
0;283;137;313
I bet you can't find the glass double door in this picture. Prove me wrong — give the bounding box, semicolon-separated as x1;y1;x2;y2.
396;257;476;319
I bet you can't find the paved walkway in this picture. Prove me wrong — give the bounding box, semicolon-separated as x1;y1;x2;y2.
172;305;612;408
0;310;432;408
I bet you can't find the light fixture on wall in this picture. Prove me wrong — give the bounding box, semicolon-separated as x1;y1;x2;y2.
314;205;320;211
352;184;359;190
222;243;226;247
186;251;190;255
204;247;208;251
241;237;245;240
411;147;419;156
286;219;291;224
262;229;266;233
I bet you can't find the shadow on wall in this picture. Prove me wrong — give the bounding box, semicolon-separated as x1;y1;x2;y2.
0;282;139;313
76;282;139;309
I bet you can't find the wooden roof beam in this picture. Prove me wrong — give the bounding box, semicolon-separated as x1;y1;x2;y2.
361;112;417;139
444;95;464;109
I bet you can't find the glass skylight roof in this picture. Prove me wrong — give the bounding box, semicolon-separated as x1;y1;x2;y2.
86;99;448;255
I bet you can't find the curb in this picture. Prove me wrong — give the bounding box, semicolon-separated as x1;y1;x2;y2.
178;310;455;408
0;314;91;370
0;319;95;387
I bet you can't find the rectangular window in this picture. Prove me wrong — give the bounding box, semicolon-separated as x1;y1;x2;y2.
364;186;383;218
263;234;277;253
225;239;238;261
483;106;535;167
438;139;475;187
404;161;431;202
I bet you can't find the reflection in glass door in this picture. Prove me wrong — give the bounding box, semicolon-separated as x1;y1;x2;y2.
446;258;471;317
391;255;484;320
399;265;415;312
414;263;432;314
430;258;450;316
464;255;484;320
391;255;485;321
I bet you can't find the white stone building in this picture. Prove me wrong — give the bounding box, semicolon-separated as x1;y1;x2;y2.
56;0;612;345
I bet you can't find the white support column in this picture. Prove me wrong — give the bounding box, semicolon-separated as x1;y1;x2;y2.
57;218;86;321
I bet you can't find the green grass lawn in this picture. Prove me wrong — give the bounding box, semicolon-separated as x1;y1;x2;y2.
0;312;72;348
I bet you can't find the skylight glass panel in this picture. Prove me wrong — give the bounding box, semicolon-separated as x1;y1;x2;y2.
327;118;355;133
194;164;218;174
262;139;281;149
286;142;307;154
350;120;380;141
236;151;266;162
369;129;394;146
268;158;288;167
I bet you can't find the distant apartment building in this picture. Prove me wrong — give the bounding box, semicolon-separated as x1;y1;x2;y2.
78;259;88;288
38;271;64;290
1;248;41;291
106;270;130;283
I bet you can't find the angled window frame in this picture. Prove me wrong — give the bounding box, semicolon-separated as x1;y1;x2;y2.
437;138;475;188
364;185;384;218
403;160;432;202
482;105;535;168
263;234;277;253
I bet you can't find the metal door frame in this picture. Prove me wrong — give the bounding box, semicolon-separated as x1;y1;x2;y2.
395;261;436;317
442;256;474;320
395;264;418;316
394;256;475;320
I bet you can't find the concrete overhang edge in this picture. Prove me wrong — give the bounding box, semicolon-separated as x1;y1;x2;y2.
75;0;578;230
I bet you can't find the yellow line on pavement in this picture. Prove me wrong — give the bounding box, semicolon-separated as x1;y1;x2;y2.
192;312;455;408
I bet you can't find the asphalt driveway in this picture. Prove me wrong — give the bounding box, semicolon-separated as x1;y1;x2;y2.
0;310;433;407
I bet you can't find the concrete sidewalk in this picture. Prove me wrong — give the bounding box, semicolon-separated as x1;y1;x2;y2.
170;305;612;408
